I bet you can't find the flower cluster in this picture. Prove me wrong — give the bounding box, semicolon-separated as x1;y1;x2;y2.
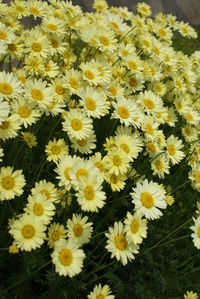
0;0;200;297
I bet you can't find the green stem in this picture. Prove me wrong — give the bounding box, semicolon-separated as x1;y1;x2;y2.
120;26;136;42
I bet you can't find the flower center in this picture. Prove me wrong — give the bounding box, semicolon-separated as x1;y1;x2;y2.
99;35;109;46
147;142;155;153
114;235;127;250
0;30;7;40
31;89;44;101
73;223;83;237
8;43;17;51
168;144;175;156
33;203;44;216
110;174;118;184
0;83;13;95
109;86;117;96
55;85;65;95
84;185;94;200
95;162;103;172
22;225;35;239
85;70;94;80
59;249;73;266
155;159;163;171
113;155;121;166
18;106;30;118
41;189;51;199
31;42;42;52
64;167;72;180
131;219;140;233
145;124;153;135
128;60;137;71
52;231;60;241
2;176;15;189
16;5;24;12
51;38;59;48
141;192;154;208
118;106;130;119
159;28;166;37
71;118;82;131
47;23;58;32
85;97;96;111
97;295;105;299
77;139;87;146
144;98;155;110
52;145;61;155
1;121;9;129
76;168;88;181
69;78;79;89
120;143;129;153
198;227;200;238
129;77;138;87
30;6;40;15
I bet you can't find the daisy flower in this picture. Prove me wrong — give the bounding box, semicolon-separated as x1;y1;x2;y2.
0;166;26;201
0;95;10;125
25;78;53;110
51;239;85;277
96;28;117;52
41;16;65;36
31;179;58;203
137;2;151;17
115;132;143;160
104;148;130;176
105;221;139;265
138;90;163;115
62;109;93;140
79;86;108;118
76;176;106;212
24;29;50;58
0;147;4;162
11;98;41;128
80;60;101;86
24;194;56;225
47;222;67;249
184;290;199;299
0;114;20;140
131;179;167;220
151;153;170;179
189;164;200;192
64;68;83;95
124;211;148;245
50;78;67;102
190;216;200;250
27;0;48;19
43;60;59;79
22;132;37;148
125;54;144;74
71;130;96;155
66;213;93;246
45;138;69;163
104;172;127;192
166;135;185;165
0;71;22;100
9;213;46;252
0;21;15;44
87;284;115;299
111;97;138;126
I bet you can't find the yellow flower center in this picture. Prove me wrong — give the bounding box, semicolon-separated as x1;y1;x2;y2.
52;145;61;155
31;89;44;101
47;23;58;32
71;118;82;131
59;249;73;266
64;167;72;180
44;64;51;72
181;27;188;35
77;139;87;146
147;142;156;153
153;47;160;56
0;83;13;95
97;295;105;299
155;159;163;171
84;185;94;200
55;85;65;95
18;76;26;84
31;42;42;52
141;192;154;208
30;6;40;15
0;30;7;40
128;60;137;71
52;230;60;241
85;97;96;111
51;38;59;48
143;39;150;48
111;21;119;30
8;43;17;51
114;235;127;250
69;78;79;89
117;106;130;119
108;86;117;96
129;77;138;87
41;189;51;200
95;161;103;172
159;28;166;37
73;223;83;236
144;98;155;110
131;219;140;233
186;113;193;121
76;168;88;181
195;170;200;184
33;203;44;216
120;143;129;153
16;5;24;12
22;225;35;239
85;70;94;80
99;35;109;46
1;121;9;129
110;173;118;184
2;176;15;189
122;49;128;57
168;144;175;156
198;227;200;238
113;155;121;166
18;106;30;118
145;124;153;135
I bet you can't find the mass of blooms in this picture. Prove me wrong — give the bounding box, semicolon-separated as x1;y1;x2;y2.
1;0;200;296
